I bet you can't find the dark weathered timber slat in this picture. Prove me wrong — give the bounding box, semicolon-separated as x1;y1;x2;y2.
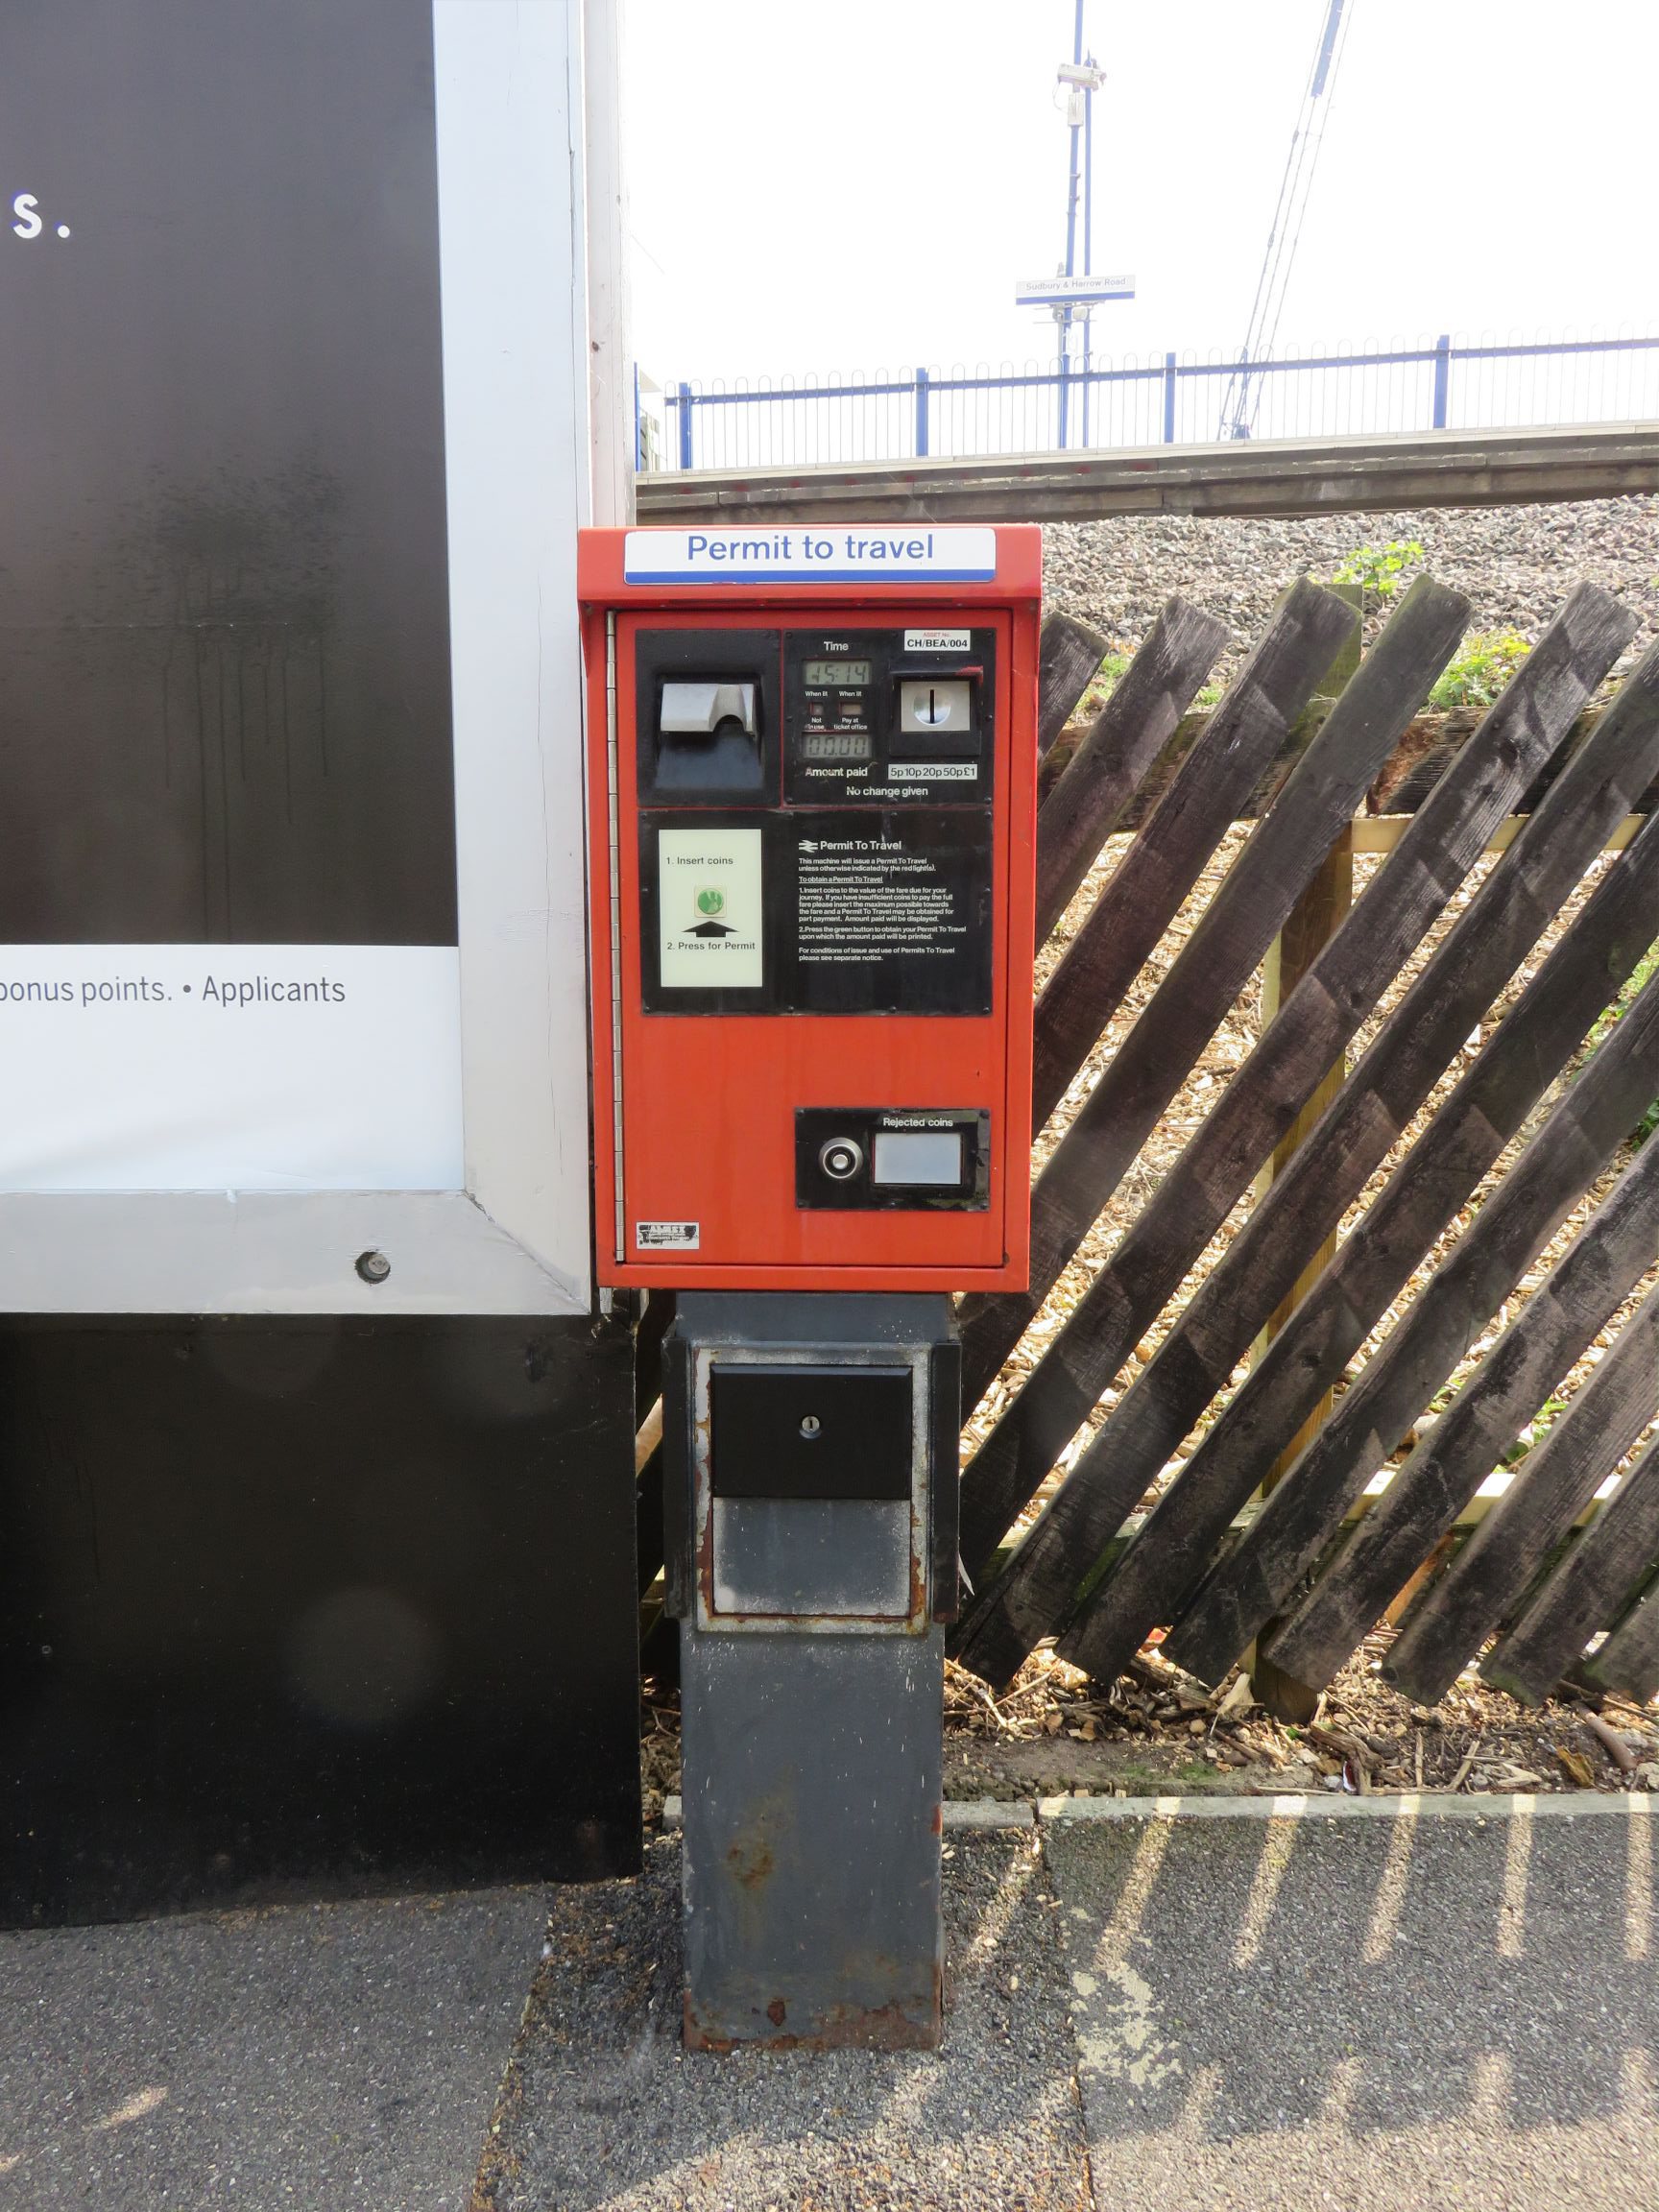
949;585;1632;1687
1483;1431;1659;1705
1168;965;1659;1691
1067;654;1659;1685
955;577;1358;1407
635;1290;677;1426
1048;696;1659;836
1036;599;1228;942
1384;1280;1659;1704
1266;1123;1659;1691
632;1286;679;1588
1369;707;1659;822
1120;877;1659;1694
953;589;1465;1585
1038;613;1112;758
1579;1557;1659;1703
637;1444;666;1598
1030;580;1467;1131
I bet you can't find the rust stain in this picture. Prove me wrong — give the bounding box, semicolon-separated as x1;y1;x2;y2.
765;1997;787;2027
684;1989;942;2055
692;1389;717;1614
726;1836;774;1891
908;1539;929;1624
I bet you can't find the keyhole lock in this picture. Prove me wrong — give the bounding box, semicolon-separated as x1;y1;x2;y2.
799;1414;822;1439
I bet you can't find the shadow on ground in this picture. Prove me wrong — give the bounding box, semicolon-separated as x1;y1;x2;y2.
474;1828;1091;2212
483;1807;1658;2212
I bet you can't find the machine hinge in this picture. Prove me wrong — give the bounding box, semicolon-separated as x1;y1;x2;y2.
606;612;625;1264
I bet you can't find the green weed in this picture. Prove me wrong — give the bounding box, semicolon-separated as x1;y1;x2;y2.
1590;941;1659;1146
1331;539;1425;604
1429;628;1532;711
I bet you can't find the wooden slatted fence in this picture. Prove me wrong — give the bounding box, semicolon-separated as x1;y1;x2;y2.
950;576;1659;1717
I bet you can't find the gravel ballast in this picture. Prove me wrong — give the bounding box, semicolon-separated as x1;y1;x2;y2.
1042;495;1659;676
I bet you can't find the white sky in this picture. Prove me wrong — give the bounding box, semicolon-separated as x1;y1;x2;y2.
624;0;1659;385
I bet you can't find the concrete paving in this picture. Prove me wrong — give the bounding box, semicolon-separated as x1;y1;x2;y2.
0;1887;549;2211
1046;1797;1658;2212
488;1800;1658;2211
3;1800;1653;2209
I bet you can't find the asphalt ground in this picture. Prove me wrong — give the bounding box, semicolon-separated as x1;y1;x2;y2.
474;1825;1091;2212
2;1800;1653;2209
0;1887;549;2211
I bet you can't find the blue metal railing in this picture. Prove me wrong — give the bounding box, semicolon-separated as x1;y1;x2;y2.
637;331;1659;474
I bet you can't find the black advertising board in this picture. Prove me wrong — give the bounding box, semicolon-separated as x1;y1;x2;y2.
0;0;469;1213
0;0;638;1921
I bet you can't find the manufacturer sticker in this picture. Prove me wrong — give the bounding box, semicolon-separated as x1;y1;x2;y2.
637;1220;700;1250
902;629;972;653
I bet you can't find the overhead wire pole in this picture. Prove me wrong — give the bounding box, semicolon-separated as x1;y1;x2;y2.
1056;1;1108;450
1016;4;1124;428
1219;0;1353;441
1058;0;1085;448
1081;13;1094;445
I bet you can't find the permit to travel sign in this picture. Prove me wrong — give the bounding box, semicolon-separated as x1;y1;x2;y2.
622;527;998;585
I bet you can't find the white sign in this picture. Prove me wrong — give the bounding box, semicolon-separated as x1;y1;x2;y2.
657;829;763;988
0;946;463;1192
623;527;997;585
1014;273;1135;305
903;628;972;652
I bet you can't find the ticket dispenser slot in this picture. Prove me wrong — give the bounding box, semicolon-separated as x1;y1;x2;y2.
637;627;780;805
655;679;760;793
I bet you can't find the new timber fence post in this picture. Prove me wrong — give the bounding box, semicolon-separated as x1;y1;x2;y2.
1247;579;1364;1719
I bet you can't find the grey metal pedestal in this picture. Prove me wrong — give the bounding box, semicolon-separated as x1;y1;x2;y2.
682;1627;944;2049
665;1293;958;2051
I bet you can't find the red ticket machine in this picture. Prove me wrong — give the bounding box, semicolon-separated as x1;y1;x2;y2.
580;524;1040;1293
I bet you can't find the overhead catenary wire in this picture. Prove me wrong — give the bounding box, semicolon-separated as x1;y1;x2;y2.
1218;0;1355;440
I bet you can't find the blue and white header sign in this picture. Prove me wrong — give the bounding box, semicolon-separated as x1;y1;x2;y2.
623;527;998;586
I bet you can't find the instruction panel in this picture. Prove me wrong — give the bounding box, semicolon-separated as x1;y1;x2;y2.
787;813;991;1014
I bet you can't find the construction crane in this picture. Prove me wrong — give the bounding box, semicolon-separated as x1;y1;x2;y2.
1217;0;1353;440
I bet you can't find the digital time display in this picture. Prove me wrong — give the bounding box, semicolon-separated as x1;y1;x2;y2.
803;660;872;687
803;731;874;760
